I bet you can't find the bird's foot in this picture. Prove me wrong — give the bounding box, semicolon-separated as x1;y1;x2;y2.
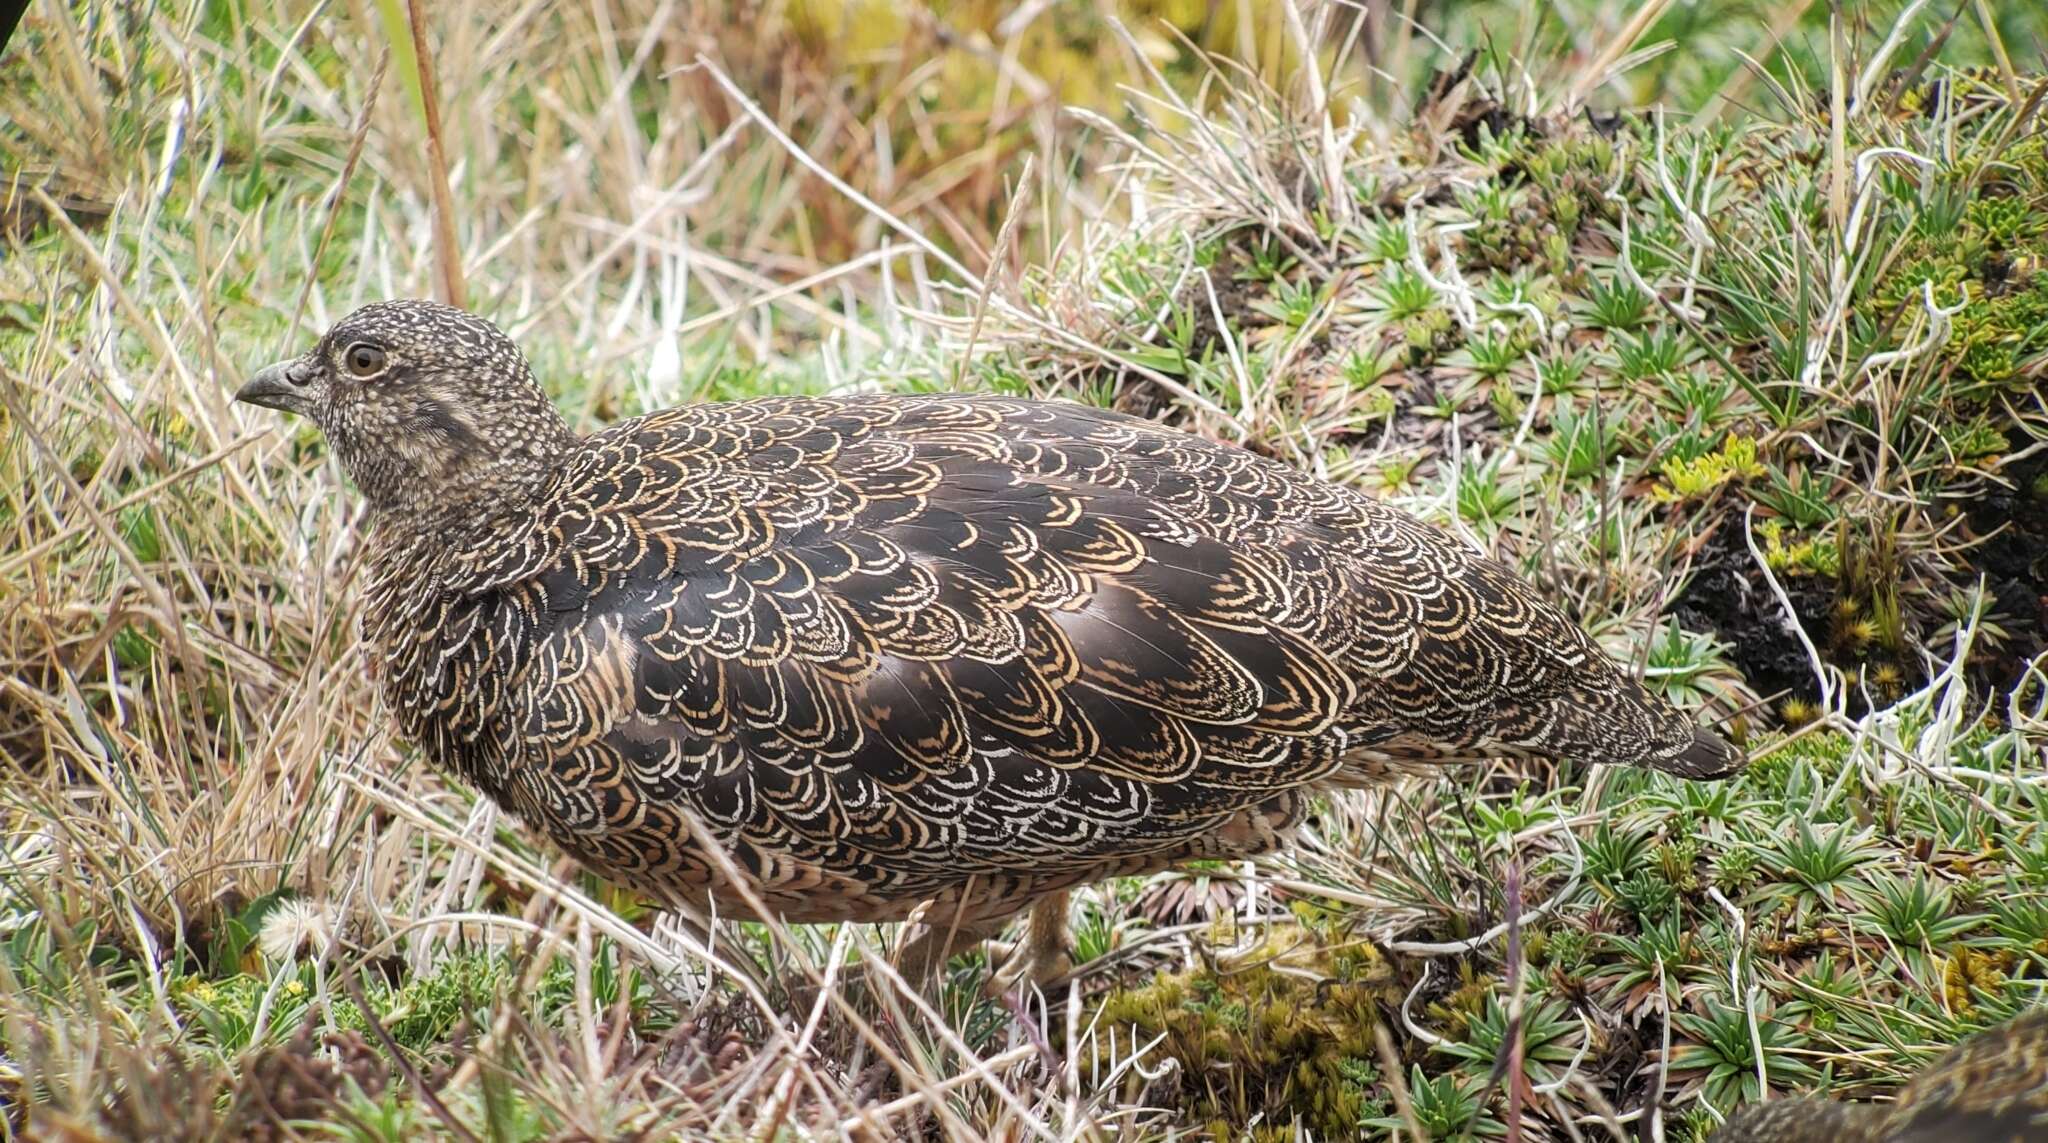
983;891;1075;998
984;939;1075;998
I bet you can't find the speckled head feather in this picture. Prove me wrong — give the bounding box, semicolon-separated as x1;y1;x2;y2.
237;300;1744;931
237;300;574;525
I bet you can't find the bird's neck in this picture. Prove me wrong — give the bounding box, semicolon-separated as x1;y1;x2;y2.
359;413;579;544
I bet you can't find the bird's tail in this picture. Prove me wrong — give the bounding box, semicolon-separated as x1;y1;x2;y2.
1326;675;1747;782
1493;679;1746;780
1588;678;1747;779
1649;724;1746;780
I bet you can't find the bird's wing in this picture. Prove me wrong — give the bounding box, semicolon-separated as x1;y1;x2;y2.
475;398;1357;886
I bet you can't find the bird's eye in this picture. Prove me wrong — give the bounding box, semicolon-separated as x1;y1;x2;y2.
345;343;387;377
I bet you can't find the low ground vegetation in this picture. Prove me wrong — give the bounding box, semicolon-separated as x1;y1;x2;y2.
3;2;2045;1139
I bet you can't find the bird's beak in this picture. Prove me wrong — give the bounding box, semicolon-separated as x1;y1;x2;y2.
235;359;309;414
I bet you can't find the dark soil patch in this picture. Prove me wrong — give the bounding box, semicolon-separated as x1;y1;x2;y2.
1180;241;1268;362
1669;524;1840;713
1673;456;2048;722
1960;451;2048;697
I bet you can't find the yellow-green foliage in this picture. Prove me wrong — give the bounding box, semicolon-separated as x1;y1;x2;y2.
1086;921;1400;1137
1744;727;1854;787
170;952;507;1059
1758;517;1842;577
1519;134;1621;250
1445;130;1626;283
1654;435;1766;502
1420;959;1496;1040
1941;945;2010;1014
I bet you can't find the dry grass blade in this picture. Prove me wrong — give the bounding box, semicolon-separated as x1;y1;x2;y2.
402;0;465;308
1564;0;1676;108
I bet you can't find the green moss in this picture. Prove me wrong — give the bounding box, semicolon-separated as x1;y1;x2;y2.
1087;922;1399;1136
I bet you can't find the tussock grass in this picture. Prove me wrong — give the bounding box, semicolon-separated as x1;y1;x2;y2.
4;1;2047;1140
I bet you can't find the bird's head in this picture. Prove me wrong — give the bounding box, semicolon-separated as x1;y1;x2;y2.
236;300;574;522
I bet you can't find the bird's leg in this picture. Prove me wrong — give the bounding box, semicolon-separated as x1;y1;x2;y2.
892;915;1003;989
986;890;1075;996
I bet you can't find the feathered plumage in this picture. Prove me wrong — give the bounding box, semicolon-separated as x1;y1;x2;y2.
238;300;1741;942
1711;1007;2048;1142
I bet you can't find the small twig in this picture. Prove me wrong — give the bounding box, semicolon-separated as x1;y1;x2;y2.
1199;267;1257;425
1565;0;1676;108
1854;0;1934;109
1743;503;1841;715
749;924;854;1142
0;366;205;711
675;55;979;290
1373;1019;1428;1141
1504;857;1525;1143
1708;886;1767;1102
1382;823;1585;956
1970;0;2024;103
1828;2;1851;233
1400;961;1444;1046
831;1045;1038;1137
1650;958;1672;1142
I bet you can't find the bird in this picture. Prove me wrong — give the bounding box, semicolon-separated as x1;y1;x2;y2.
1709;1006;2048;1142
235;298;1743;988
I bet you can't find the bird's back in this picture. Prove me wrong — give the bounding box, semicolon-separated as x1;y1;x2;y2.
365;393;1735;919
